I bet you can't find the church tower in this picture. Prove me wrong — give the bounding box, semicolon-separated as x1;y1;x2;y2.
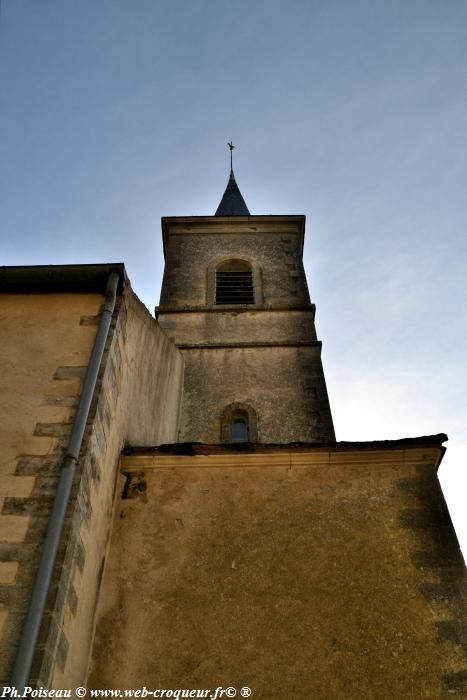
157;156;335;444
1;154;464;698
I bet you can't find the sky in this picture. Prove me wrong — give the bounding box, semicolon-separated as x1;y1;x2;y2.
1;1;466;555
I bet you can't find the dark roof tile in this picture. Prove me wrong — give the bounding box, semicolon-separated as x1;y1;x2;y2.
215;169;250;216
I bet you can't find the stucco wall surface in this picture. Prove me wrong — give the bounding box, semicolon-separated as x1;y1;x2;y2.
0;293;102;495
48;288;183;690
0;287;184;687
88;445;466;698
0;293;103;681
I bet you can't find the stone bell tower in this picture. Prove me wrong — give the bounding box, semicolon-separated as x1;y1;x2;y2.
157;157;335;444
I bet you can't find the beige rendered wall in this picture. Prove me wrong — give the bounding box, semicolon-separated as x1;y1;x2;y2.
89;444;466;698
0;287;184;688
46;287;183;690
0;292;104;683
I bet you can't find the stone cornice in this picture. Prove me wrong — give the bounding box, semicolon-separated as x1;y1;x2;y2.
161;215;306;257
175;340;322;350
156;304;316;315
121;436;446;473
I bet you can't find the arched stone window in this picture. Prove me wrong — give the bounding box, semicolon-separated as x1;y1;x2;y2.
221;403;258;443
206;257;263;307
215;259;254;305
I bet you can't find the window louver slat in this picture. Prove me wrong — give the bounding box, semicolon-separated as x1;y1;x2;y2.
215;270;254;305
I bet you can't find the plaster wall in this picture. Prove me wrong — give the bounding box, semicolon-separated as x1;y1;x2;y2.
0;293;103;682
48;288;183;690
89;444;466;698
0;287;184;687
0;294;102;498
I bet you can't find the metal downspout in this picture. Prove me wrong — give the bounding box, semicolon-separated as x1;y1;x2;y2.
10;271;120;691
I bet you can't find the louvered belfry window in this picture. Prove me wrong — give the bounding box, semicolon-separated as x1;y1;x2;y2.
215;260;254;305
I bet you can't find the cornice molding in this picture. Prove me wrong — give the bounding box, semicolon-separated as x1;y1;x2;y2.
121;444;443;474
161;215;306;257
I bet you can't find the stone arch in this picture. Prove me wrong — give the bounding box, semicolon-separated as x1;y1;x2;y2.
206;256;263;307
220;402;259;443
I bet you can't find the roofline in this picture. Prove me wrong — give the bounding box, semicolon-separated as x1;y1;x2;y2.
122;434;448;472
161;215;306;258
124;433;448;455
0;263;128;294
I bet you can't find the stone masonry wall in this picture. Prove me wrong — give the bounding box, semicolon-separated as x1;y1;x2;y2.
178;345;334;443
158;216;334;443
159;219;309;310
158;309;317;346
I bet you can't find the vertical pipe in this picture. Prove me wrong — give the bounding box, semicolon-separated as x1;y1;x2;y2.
10;271;120;691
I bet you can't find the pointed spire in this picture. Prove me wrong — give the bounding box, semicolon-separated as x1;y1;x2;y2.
215;142;250;216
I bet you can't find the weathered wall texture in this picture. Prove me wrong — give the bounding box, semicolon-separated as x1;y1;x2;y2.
178;346;333;443
0;286;183;688
159;218;309;310
0;293;104;683
158;309;317;346
158;216;334;443
89;442;467;698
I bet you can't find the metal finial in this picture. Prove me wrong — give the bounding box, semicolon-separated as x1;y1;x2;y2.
227;140;234;171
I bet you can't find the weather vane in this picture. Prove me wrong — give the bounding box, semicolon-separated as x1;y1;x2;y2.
227;140;234;170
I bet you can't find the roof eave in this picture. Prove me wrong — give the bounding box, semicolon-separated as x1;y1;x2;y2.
0;263;128;294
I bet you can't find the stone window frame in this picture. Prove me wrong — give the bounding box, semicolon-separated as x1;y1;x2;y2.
206;256;263;308
220;402;259;443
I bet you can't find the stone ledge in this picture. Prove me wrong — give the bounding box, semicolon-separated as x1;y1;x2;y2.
157;304;316;314
121;442;445;474
176;341;322;349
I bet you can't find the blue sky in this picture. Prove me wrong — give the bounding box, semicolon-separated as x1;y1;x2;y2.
1;0;466;554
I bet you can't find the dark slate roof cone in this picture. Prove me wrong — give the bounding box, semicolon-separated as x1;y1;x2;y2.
215;169;250;216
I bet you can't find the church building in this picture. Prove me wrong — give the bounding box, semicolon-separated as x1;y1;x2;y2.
0;159;465;697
